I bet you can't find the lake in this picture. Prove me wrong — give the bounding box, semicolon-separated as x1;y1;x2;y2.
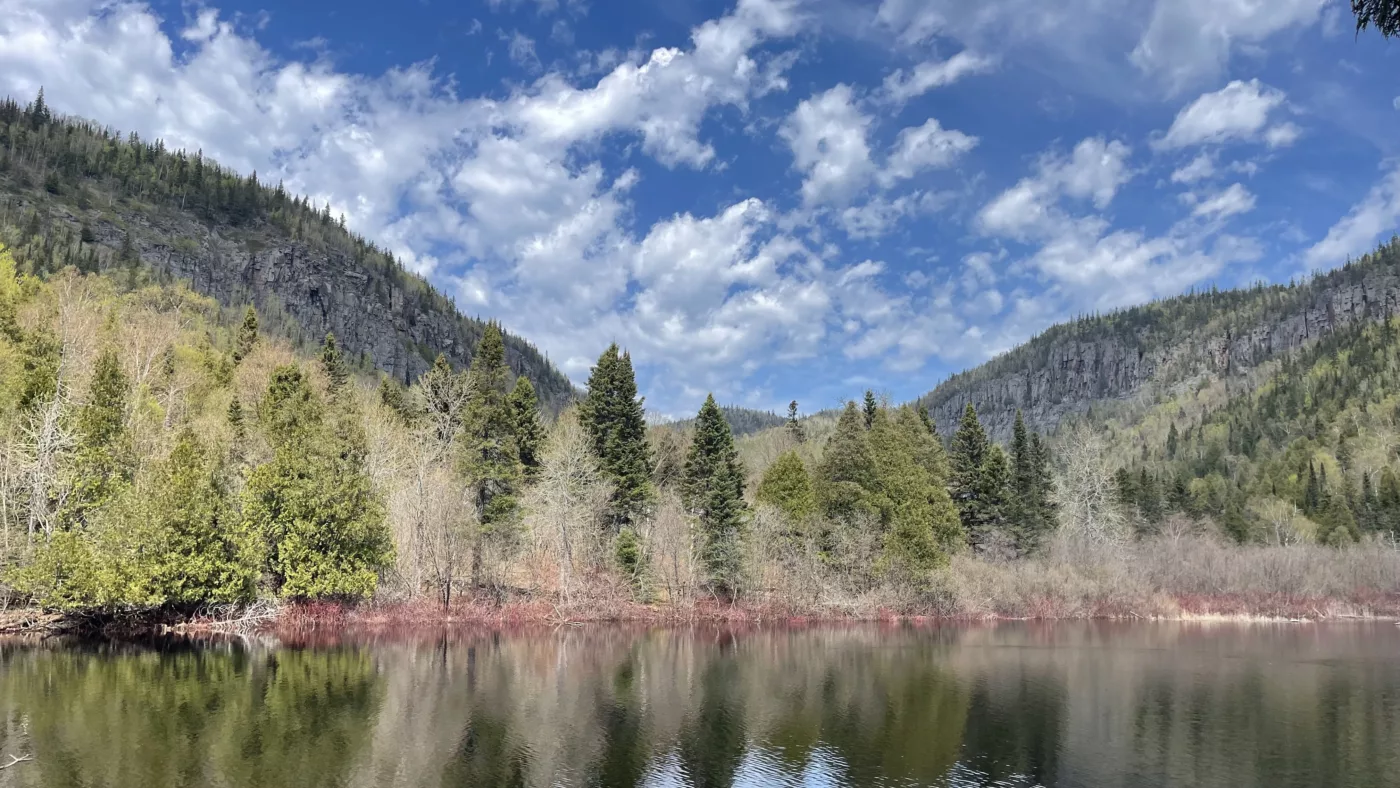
1;622;1397;787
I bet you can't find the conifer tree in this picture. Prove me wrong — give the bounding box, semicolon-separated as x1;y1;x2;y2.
65;347;132;526
233;306;258;363
1010;411;1034;528
897;405;949;482
319;332;349;394
1166;422;1179;460
918;406;937;437
681;394;747;595
786;400;806;444
579;344;654;528
227;397;245;443
459;322;521;531
508;376;544;479
818;402;878;521
377;374;411;422
868;408;961;579
863;390;878;429
949;402;990;540
977;445;1014;548
756;450;816;525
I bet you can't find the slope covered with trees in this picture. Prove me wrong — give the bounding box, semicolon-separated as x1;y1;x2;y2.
0;92;575;409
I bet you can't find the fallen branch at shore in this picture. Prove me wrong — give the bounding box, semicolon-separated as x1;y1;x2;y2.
0;754;33;770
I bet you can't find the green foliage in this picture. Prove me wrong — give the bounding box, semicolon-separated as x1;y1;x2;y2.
242;368;392;600
682;394;747;594
785;400;806;444
419;353;467;444
64;347;133;527
459;322;521;530
818;402;878;521
1353;0;1399;37
866;409;961;579
508;376;544;478
233;306;258;363
863;390;878;429
579;344;654;528
319;332;349;394
756;450;817;525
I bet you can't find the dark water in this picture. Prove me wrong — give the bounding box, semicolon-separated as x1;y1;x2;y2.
1;623;1398;788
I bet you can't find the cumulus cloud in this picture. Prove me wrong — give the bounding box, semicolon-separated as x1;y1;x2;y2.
977;137;1132;239
1154;80;1297;150
1170;153;1216;184
781;84;877;206
1305;165;1400;269
880;51;996;104
878;118;978;186
1190;183;1257;220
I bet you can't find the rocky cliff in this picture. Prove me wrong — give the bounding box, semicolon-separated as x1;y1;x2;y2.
919;239;1400;442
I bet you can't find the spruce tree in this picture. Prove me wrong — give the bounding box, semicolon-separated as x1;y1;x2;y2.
233;306;258;363
578;344;654;528
949;402;989;541
786;400;806;444
377;374;411;422
65;347;132;526
459;322;521;530
976;444;1014;549
1010;411;1033;528
756;450;816;525
863;390;878;429
227;397;245;443
681;394;747;595
818;402;878;521
918;406;937;437
319;332;349;394
1166;422;1179;460
508;376;544;478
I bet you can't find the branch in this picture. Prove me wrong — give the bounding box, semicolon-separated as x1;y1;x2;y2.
0;754;34;769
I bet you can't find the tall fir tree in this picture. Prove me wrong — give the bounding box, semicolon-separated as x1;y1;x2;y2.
681;394;747;595
508;376;544;479
1010;411;1033;529
65;347;132;527
459;322;521;533
233;305;258;363
578;344;654;528
949;402;989;539
818;402;878;522
319;332;349;394
863;390;878;429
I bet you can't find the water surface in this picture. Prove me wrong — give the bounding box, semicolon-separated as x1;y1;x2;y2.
1;622;1397;787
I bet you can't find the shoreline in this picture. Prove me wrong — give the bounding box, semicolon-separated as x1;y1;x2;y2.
4;592;1399;639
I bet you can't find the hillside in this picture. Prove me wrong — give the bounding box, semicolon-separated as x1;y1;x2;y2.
0;94;576;410
918;239;1400;442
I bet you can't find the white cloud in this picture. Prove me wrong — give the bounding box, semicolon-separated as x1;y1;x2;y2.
878;118;978;186
1191;183;1256;220
1154;79;1295;150
1394;96;1400;111
1171;153;1216;184
781;84;876;206
1305;165;1400;269
880;51;995;104
977;137;1132;239
1131;0;1327;94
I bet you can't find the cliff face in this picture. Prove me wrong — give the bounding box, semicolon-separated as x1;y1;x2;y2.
920;243;1400;442
71;201;576;411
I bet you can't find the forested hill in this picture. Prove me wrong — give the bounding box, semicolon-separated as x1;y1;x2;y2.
666;405;787;437
0;93;576;410
918;238;1400;442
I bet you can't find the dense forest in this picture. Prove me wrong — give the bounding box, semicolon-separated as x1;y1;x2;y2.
0;91;576;408
0;91;1397;621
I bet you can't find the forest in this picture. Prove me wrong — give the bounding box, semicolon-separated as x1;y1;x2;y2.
1;92;1398;623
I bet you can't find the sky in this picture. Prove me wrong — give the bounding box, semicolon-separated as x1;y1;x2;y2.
1;0;1398;419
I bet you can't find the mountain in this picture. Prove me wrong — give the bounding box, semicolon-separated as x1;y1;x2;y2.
0;93;576;410
917;239;1400;442
664;405;787;438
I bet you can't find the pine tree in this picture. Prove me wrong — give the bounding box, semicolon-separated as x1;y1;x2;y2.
863;390;878;429
459;322;521;532
785;400;806;444
681;394;747;595
756;450;816;525
949;402;990;541
1010;411;1033;530
65;347;132;526
233;306;258;363
227;397;245;443
508;376;544;478
319;332;349;394
818;402;878;521
1166;422;1179;460
578;344;654;528
918;406;937;437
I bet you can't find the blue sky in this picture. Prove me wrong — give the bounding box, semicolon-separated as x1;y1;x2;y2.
2;0;1398;419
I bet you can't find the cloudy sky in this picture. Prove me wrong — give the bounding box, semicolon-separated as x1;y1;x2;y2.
2;0;1397;417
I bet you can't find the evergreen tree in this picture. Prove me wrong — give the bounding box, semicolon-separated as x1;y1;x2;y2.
459;322;521;531
319;332;349;394
818;402;878;521
227;397;246;443
1166;422;1179;460
976;445;1014;549
867;408;961;579
65;347;132;526
1010;411;1034;528
863;390;878;429
508;376;544;478
756;450;816;525
949;402;991;542
376;374;411;422
233;306;258;363
578;344;654;528
1137;468;1163;527
785;400;806;444
918;406;938;437
681;394;747;595
242;365;393;599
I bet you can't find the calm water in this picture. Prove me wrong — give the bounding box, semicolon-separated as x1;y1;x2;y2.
1;623;1398;788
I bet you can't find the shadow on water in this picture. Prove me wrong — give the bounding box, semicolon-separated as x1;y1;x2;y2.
1;622;1399;787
